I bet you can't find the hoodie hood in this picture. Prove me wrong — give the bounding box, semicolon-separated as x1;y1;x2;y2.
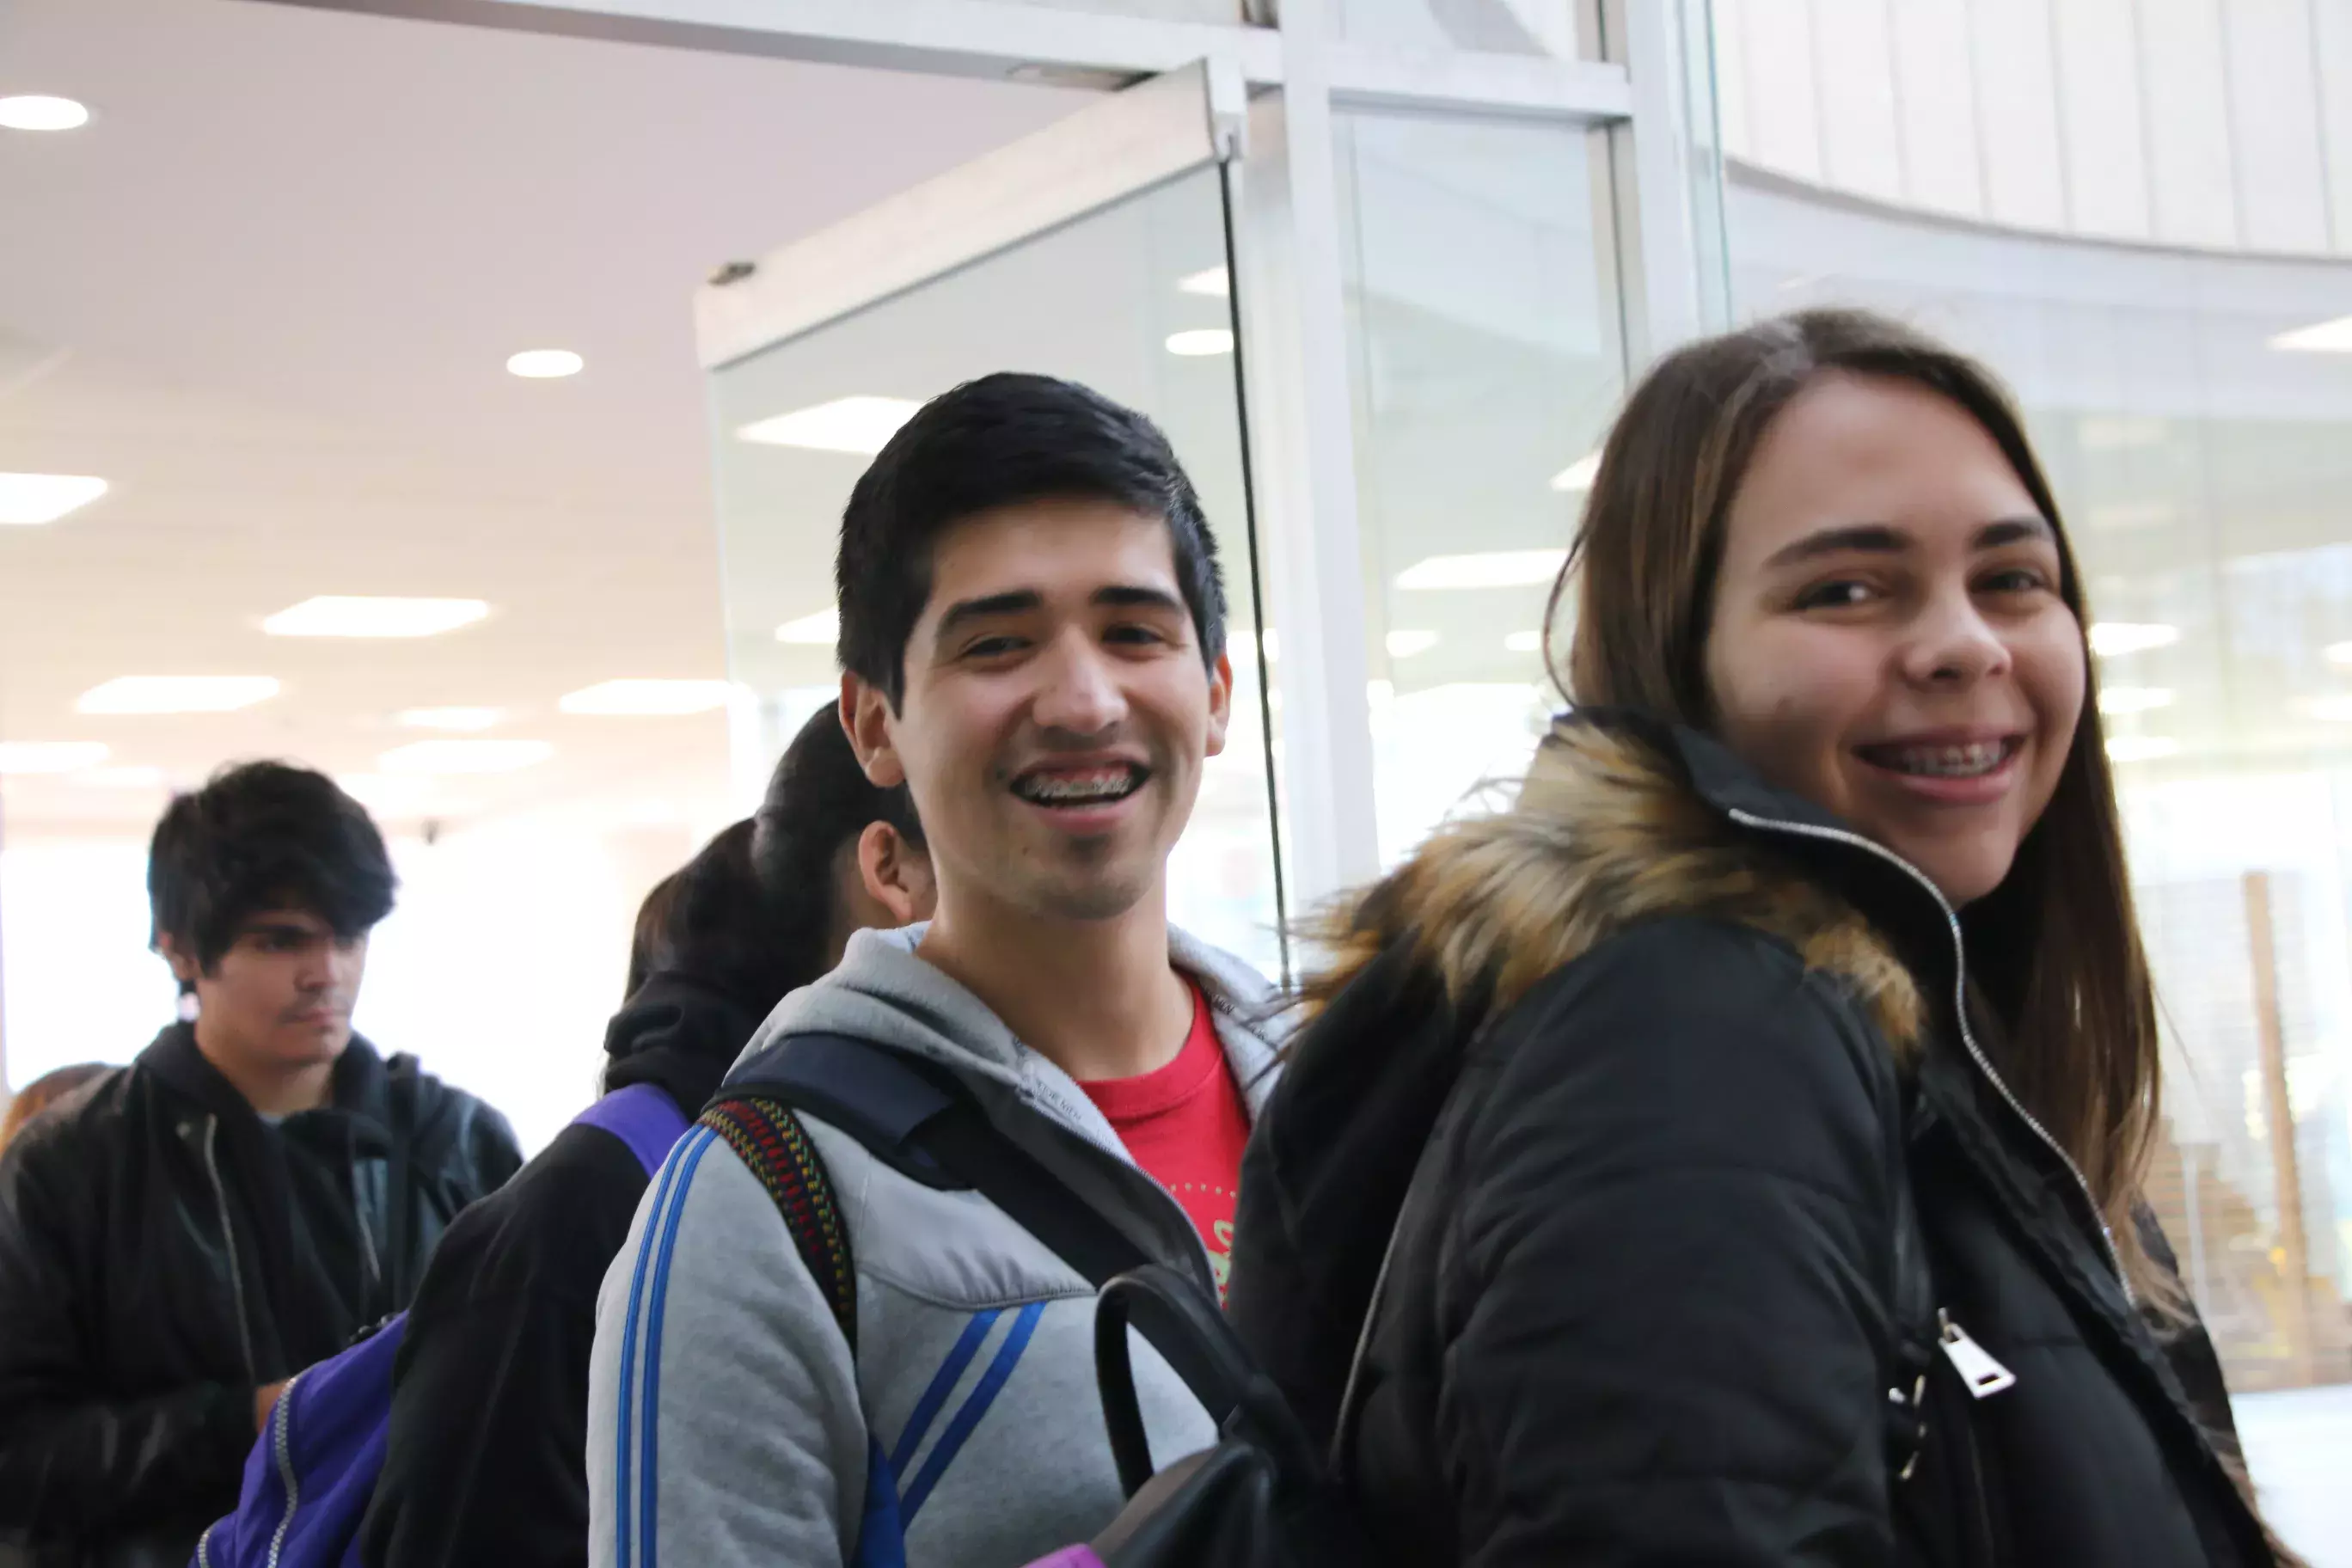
602;969;765;1116
733;921;1285;1165
1228;712;1931;1446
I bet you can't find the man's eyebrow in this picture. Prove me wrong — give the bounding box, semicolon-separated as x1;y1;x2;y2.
1093;584;1186;614
933;590;1044;646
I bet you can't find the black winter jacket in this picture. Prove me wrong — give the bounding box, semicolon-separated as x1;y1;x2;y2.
1227;714;2276;1568
358;971;758;1568
0;1027;521;1568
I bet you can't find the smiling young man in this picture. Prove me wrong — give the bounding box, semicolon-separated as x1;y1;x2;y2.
588;374;1284;1568
0;762;520;1567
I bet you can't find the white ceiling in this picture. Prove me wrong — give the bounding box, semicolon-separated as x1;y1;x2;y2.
0;0;1082;834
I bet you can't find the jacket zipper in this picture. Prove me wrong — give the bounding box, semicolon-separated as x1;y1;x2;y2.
201;1117;261;1380
265;1367;306;1568
1724;807;2135;1308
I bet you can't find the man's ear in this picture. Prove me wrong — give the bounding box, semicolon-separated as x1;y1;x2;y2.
841;672;907;789
1204;649;1234;760
855;822;936;926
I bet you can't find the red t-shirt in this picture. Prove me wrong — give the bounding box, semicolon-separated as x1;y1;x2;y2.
1077;980;1252;1300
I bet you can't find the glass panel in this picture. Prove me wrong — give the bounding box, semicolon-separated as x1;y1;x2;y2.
1336;0;1600;58
1724;173;2352;1544
707;166;1285;980
1333;111;1626;867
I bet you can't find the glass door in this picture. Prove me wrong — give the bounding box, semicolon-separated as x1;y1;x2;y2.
699;64;1285;980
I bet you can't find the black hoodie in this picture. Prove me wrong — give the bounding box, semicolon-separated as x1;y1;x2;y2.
0;1027;519;1568
358;972;759;1568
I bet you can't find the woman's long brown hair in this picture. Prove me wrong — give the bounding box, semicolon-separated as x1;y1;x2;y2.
1551;307;2174;1307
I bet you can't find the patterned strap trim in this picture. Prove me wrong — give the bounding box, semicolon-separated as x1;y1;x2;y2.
701;1095;857;1351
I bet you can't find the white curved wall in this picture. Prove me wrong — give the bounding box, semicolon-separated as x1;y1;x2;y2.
1714;0;2352;255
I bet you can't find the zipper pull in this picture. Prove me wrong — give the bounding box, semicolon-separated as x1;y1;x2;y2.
1939;1311;2017;1399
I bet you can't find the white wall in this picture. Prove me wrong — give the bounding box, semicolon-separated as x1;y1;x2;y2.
1715;0;2352;255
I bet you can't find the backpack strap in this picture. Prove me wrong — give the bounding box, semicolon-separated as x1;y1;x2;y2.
699;1093;859;1351
732;1032;1155;1289
573;1082;692;1177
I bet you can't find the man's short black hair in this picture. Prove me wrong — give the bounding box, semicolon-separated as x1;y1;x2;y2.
750;707;925;988
148;761;397;977
835;371;1227;707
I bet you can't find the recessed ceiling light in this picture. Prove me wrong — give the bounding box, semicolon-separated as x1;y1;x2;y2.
506;349;584;379
1505;629;1543;654
0;95;89;132
398;707;503;732
1178;267;1231;297
557;679;736;716
264;596;490;639
1386;629;1440;658
1166;329;1234;357
1549;454;1601;493
2306;695;2352;723
379;739;554;775
2270;315;2352;352
77;676;280;714
2105;735;2181;763
1397;549;1568;591
2087;622;2181;658
775;609;840;645
76;764;166;789
737;395;921;456
0;473;107;525
2098;686;2175;716
0;741;110;775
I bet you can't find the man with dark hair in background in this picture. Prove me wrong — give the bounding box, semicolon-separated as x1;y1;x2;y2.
0;761;521;1568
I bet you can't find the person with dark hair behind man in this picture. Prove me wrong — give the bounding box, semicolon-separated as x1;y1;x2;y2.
0;761;522;1568
0;1064;111;1153
358;709;933;1568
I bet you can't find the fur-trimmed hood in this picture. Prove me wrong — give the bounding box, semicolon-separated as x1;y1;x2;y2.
1226;710;1952;1449
1308;713;1925;1054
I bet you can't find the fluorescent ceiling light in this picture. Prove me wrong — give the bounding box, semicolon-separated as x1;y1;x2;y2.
2270;315;2352;352
1505;629;1543;654
398;707;503;732
264;596;490;639
0;741;110;775
558;679;735;716
506;349;584;379
1386;629;1440;658
0;473;107;525
1177;267;1230;297
2306;695;2352;723
1366;679;1395;706
77;676;280;714
76;764;165;789
1397;548;1568;591
2327;640;2352;667
737;395;920;456
1165;329;1234;358
1549;454;1601;492
379;739;553;775
2087;622;2181;658
775;608;840;645
2098;686;2174;716
0;95;89;132
2104;735;2180;763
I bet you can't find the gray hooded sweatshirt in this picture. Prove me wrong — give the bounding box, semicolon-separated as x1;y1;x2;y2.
587;923;1284;1568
